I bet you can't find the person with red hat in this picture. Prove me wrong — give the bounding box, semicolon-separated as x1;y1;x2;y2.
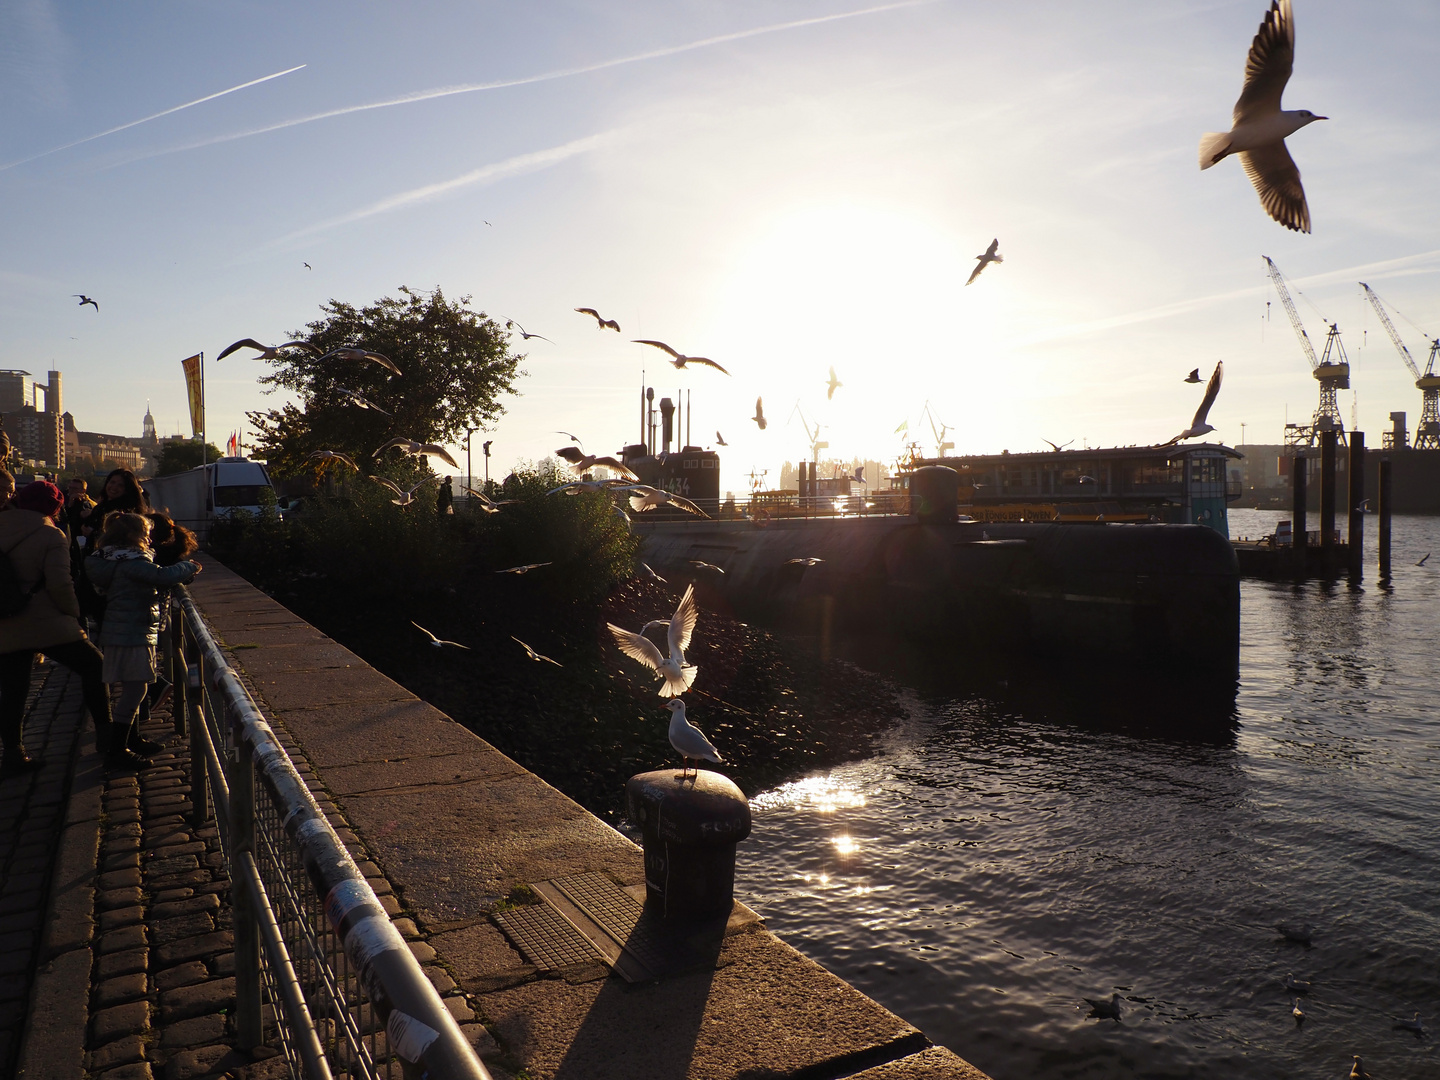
0;480;133;776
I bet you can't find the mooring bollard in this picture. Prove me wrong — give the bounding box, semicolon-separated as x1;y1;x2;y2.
1378;457;1393;580
626;769;751;921
1292;453;1308;577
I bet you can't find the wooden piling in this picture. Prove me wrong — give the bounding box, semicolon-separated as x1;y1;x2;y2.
1378;457;1393;580
1292;453;1308;577
1320;430;1337;572
1347;431;1364;579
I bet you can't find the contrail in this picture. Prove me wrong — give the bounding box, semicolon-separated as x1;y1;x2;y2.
108;0;933;166
269;130;621;246
0;64;307;172
1012;248;1440;349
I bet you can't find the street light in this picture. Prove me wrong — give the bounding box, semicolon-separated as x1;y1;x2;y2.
483;440;493;489
465;429;477;491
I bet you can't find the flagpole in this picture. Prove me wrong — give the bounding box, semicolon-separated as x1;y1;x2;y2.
200;351;206;458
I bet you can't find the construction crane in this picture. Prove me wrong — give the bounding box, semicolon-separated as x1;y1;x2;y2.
920;401;954;456
1264;256;1349;447
1360;282;1440;450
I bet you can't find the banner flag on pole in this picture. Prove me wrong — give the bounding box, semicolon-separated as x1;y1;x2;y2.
226;431;239;457
181;354;204;438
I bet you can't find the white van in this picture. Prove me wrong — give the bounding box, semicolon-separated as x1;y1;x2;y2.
141;457;279;539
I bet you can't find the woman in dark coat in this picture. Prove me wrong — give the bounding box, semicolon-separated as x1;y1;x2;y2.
80;469;151;542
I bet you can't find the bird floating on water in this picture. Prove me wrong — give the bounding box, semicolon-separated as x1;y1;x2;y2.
1165;362;1223;444
965;239;1003;286
608;584;699;698
1199;0;1326;233
73;294;99;311
1395;1011;1424;1035
512;636;561;665
334;386;392;415
1275;921;1313;944
308;450;358;471
320;346;401;375
373;438;461;470
1185;368;1203;383
1082;993;1122;1022
1282;973;1311;993
1291;997;1305;1025
1350;1055;1369;1080
217;338;321;362
575;307;621;332
826;367;842;399
368;476;427;506
621;484;709;518
632;339;729;375
554;446;639;480
752;398;767;430
411;621;469;650
664;699;722;778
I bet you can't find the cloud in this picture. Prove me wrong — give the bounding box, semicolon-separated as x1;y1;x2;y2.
100;0;935;168
267;129;622;246
0;64;306;172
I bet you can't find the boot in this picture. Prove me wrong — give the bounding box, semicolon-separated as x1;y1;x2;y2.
127;729;166;756
1;745;41;778
104;722;145;769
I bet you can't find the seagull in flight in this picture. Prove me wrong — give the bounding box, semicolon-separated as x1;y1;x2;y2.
555;446;639;480
555;431;584;448
512;636;562;666
632;340;730;375
373;438;461;470
334;386;392;416
411;621;469;650
368;476;428;507
664;700;722;779
505;318;553;343
689;560;725;576
303;262;312;270
308;450;359;470
640;562;666;583
752;397;767;430
547;478;631;496
1199;0;1326;233
826;367;842;399
1043;439;1074;452
715;431;727;446
608;584;700;697
1165;361;1223;444
620;484;709;518
462;485;515;512
217;338;322;362
73;294;99;311
1185;368;1203;383
319;346;402;375
575;307;621;332
965;239;1003;286
786;557;824;567
497;562;552;575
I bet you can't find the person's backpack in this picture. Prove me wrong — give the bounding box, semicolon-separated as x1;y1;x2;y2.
0;531;45;618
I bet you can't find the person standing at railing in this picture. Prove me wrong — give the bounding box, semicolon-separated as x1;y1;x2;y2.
0;481;128;776
85;513;200;761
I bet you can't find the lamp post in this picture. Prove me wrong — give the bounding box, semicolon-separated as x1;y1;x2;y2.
465;429;477;492
483;440;493;490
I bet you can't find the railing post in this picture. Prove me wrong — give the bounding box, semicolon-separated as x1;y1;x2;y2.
166;601;185;736
229;704;264;1050
186;637;207;829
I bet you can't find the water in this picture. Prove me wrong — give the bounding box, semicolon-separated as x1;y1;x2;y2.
735;512;1440;1080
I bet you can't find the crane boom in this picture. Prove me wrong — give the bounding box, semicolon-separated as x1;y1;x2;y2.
1360;283;1422;380
1264;256;1318;370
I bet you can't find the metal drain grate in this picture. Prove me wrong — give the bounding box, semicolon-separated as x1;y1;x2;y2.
548;872;682;976
493;903;603;970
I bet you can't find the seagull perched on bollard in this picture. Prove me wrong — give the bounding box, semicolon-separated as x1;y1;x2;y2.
411;621;469;650
664;700;723;779
608;585;699;697
1165;362;1223;444
1198;0;1326;233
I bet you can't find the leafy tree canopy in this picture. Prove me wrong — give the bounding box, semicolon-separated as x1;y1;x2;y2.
158;440;223;475
247;286;523;479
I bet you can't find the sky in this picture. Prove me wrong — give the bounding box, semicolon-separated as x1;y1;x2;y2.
3;0;1440;491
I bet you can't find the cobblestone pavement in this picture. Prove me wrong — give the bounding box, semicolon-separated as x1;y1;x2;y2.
6;661;501;1080
0;663;85;1079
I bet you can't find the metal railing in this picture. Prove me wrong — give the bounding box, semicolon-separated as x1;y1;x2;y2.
165;588;490;1080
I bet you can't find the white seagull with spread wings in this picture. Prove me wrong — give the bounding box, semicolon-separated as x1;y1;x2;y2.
217;338;321;361
632;339;729;375
1165;362;1223;445
320;346;402;375
965;240;1003;286
373;438;461;470
607;584;700;697
620;484;709;518
369;476;428;506
1199;0;1326;233
554;446;639;480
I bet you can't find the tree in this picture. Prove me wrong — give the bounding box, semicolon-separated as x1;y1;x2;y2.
158;441;222;475
247;287;523;478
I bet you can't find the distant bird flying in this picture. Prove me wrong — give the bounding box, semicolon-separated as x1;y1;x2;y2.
689;560;725;575
497;562;552;575
715;431;727;446
368;476;427;507
752;398;767;430
512;636;562;666
73;294;99;311
505;318;552;343
608;584;700;698
632;340;729;375
217;338;321;362
373;438;461;470
664;699;723;778
303;262;312;270
786;557;824;567
319;346;401;375
555;431;584;448
826;367;842;399
554;446;639;480
1199;0;1326;233
1185;368;1203;383
1165;361;1223;444
1043;439;1074;452
462;486;515;512
334;386;392;416
575;307;621;332
547;478;631;496
411;621;469;650
1417;553;1431;567
621;484;709;518
308;450;358;470
965;239;1003;286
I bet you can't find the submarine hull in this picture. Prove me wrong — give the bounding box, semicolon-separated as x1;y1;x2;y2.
636;518;1240;676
